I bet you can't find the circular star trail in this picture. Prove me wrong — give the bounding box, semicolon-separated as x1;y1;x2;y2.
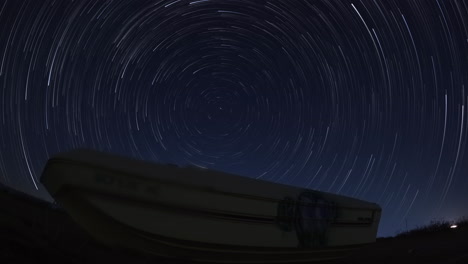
0;0;467;237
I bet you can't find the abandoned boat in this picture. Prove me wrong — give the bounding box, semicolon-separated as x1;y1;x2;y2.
40;149;381;263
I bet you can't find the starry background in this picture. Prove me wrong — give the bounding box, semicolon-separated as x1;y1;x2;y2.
0;0;467;238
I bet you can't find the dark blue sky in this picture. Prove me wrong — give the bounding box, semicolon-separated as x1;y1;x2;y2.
0;0;467;237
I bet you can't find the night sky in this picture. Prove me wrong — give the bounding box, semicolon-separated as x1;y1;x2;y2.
1;0;467;238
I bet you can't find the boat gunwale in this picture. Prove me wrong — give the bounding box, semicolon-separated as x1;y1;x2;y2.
44;156;382;214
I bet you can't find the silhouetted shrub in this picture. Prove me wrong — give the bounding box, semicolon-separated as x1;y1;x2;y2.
396;219;451;238
455;216;467;227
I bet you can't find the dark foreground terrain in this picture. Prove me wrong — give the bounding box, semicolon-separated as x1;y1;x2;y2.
1;184;467;264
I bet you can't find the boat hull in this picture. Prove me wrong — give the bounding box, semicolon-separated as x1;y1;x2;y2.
40;150;381;263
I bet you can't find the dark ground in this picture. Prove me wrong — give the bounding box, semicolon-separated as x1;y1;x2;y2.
1;184;467;264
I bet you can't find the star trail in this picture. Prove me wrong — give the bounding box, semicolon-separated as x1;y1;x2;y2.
0;0;467;237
